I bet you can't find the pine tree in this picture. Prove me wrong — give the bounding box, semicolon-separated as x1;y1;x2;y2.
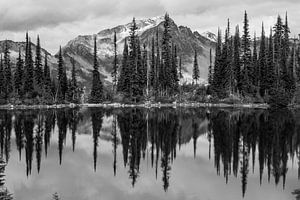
0;55;5;99
24;34;34;97
70;57;78;103
155;28;160;98
179;56;183;80
258;23;268;97
160;13;172;95
281;13;295;99
43;53;53;103
273;15;284;88
149;37;156;88
241;11;253;96
266;28;275;93
171;44;179;93
212;28;223;97
3;40;13;99
111;31;118;93
57;46;67;102
117;38;129;94
252;32;259;88
35;35;43;91
208;49;213;85
233;25;242;93
192;49;200;84
15;47;24;96
90;36;103;103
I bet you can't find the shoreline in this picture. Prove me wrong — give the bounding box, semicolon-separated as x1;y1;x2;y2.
0;102;270;110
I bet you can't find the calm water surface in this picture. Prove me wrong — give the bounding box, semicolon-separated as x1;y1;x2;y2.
0;108;300;200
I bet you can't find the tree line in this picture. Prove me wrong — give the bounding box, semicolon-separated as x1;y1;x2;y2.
209;11;299;107
0;34;82;105
115;13;180;103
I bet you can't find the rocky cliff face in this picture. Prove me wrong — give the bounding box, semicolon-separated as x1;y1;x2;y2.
0;16;217;89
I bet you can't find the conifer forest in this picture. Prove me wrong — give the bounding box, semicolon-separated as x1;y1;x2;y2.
0;12;299;107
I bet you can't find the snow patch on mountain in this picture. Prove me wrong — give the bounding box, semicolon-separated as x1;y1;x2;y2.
201;31;217;42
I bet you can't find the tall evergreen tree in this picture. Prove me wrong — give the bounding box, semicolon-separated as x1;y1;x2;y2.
179;56;183;80
259;23;268;97
149;37;156;88
24;34;34;97
70;57;78;103
171;44;179;92
233;25;242;93
241;11;253;96
192;49;200;84
117;38;129;94
208;49;213;85
35;35;43;90
90;36;103;103
0;55;4;99
112;31;118;93
266;28;275;93
57;46;67;102
43;53;53;102
160;13;172;95
15;48;24;96
252;33;259;88
3;40;12;99
212;28;223;97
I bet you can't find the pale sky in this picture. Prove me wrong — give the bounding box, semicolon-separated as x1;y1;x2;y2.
1;0;300;54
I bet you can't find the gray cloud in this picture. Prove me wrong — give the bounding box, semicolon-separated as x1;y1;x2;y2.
1;0;299;54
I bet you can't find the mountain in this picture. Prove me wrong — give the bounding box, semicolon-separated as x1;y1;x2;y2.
201;31;217;42
0;40;57;71
0;16;216;90
61;16;216;88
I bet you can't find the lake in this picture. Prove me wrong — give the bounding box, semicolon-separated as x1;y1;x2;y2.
0;107;299;200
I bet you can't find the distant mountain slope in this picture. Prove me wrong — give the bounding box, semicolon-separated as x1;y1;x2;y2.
61;16;216;88
0;16;217;89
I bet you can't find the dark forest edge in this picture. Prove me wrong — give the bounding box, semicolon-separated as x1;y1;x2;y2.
0;12;299;108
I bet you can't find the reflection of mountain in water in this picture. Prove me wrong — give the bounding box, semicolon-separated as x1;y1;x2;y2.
0;108;300;198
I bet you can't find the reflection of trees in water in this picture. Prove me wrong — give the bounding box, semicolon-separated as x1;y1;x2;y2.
209;109;299;197
0;108;300;197
0;157;13;199
90;108;104;172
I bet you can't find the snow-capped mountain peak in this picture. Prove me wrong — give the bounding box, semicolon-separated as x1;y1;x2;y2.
201;31;217;42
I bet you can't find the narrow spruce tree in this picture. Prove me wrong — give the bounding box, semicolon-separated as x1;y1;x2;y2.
192;49;200;84
90;36;103;103
15;47;24;96
57;46;67;102
179;56;183;80
0;55;5;100
208;49;213;85
258;23;268;97
160;13;172;95
266;27;275;93
35;35;43;91
3;40;13;99
70;57;78;103
24;34;34;97
241;11;253;96
171;44;179;93
117;38;129;93
111;31;118;93
149;37;156;89
252;33;259;88
212;28;223;97
43;53;53;103
233;25;241;94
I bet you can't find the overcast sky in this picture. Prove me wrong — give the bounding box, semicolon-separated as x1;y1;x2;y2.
1;0;300;54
